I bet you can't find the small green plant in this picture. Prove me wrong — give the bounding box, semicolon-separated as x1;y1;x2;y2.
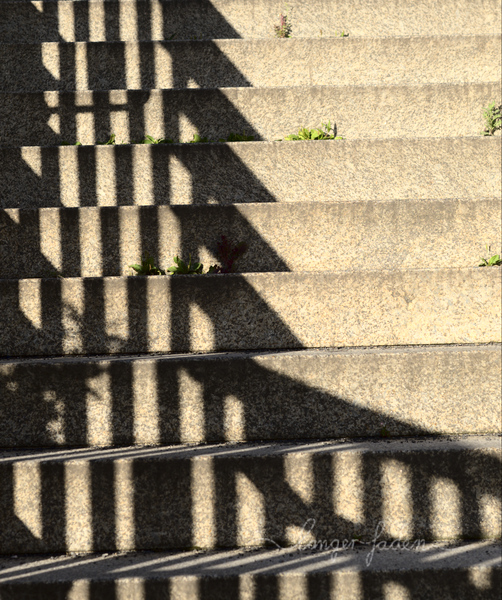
44;270;64;278
129;252;166;275
168;255;204;275
480;102;502;136
64;132;256;146
283;121;344;140
319;29;349;37
135;135;174;144
479;245;501;267
220;131;255;142
97;134;117;145
188;133;211;144
274;6;292;38
379;422;391;438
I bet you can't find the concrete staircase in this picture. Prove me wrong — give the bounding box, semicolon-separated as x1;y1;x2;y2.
0;0;501;597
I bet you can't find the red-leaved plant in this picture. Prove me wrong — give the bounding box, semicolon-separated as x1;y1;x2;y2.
208;235;248;274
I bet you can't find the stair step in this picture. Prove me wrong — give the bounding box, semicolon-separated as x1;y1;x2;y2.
2;137;500;209
0;542;500;599
0;436;500;553
1;0;500;43
1;198;499;278
2;35;500;92
1;82;500;147
1;268;500;357
0;345;500;448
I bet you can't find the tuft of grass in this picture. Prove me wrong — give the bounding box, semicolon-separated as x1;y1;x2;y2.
188;133;211;144
44;270;64;278
129;253;166;275
480;102;502;136
319;29;349;37
283;121;344;141
134;135;174;144
97;134;117;145
167;255;204;275
379;423;391;438
219;131;255;142
63;132;256;146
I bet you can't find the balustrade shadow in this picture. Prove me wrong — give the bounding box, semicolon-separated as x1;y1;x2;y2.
0;2;499;599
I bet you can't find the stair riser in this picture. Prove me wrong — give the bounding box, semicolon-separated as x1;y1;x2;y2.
1;83;500;147
0;269;500;357
1;347;500;447
1;138;500;209
3;36;500;92
1;440;499;553
1;0;500;43
1;199;500;278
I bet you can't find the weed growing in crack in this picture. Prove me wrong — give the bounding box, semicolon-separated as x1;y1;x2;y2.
129;237;248;277
207;235;248;274
480;102;502;136
62;132;255;146
479;245;501;267
129;253;166;275
282;121;344;140
274;6;293;38
168;255;204;275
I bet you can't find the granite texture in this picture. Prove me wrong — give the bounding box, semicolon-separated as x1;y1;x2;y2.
0;0;500;43
0;437;500;553
1;198;500;278
0;543;500;599
1;83;500;147
2;35;500;92
0;268;500;357
0;345;500;447
0;137;500;209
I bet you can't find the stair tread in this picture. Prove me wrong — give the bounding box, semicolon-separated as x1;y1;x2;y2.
1;137;500;209
1;82;500;147
1;0;500;43
1;35;500;92
2;197;500;278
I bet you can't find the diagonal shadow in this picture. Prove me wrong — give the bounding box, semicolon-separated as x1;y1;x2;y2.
0;3;499;600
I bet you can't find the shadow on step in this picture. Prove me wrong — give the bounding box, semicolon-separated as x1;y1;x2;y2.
0;3;500;599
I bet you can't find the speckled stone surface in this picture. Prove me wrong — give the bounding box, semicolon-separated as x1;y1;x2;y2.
2;35;500;92
0;543;500;600
0;268;500;356
1;0;501;579
1;83;500;147
0;345;500;447
1;198;500;278
0;137;500;209
1;0;500;43
0;437;500;553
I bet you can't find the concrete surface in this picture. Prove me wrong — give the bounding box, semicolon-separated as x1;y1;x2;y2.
0;138;500;208
1;345;500;447
0;268;500;356
0;437;500;553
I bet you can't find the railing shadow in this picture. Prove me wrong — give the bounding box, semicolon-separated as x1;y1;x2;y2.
0;2;500;599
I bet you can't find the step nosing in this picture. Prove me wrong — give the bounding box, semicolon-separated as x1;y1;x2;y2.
1;434;500;464
3;81;501;96
1;343;499;366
